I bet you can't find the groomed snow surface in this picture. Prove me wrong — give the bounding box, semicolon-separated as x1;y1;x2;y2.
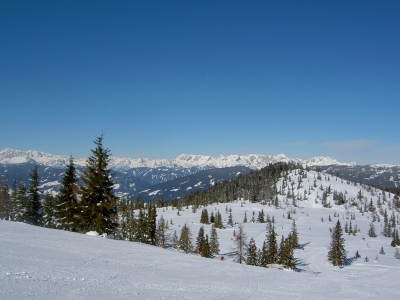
1;170;400;299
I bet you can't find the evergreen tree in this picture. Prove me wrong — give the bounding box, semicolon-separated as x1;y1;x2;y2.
243;211;247;223
279;235;296;269
200;208;209;224
78;135;118;235
259;240;268;267
155;215;169;247
42;192;56;228
56;156;79;231
147;203;157;245
214;210;223;229
200;234;212;258
368;222;377;237
228;212;234;226
12;180;27;222
231;224;248;264
391;229;400;247
179;223;193;254
196;226;205;253
171;230;179;248
328;220;347;267
209;224;220;256
210;211;215;223
246;237;258;266
25;164;42;226
266;221;278;264
290;220;299;249
0;182;11;220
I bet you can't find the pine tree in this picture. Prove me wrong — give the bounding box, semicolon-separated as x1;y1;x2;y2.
78;135;118;235
147;203;157;245
179;223;193;254
228;212;234;226
12;180;27;222
42;192;56;228
155;215;169;247
214;210;223;229
196;226;205;254
259;240;268;267
290;220;299;249
209;224;220;256
56;156;79;231
200;208;209;224
0;182;11;220
391;229;400;247
328;220;347;267
368;222;377;237
246;237;258;266
266;221;278;264
231;224;248;264
171;230;179;248
200;234;212;258
25;164;42;226
243;211;247;223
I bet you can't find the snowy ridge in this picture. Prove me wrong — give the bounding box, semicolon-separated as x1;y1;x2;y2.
0;148;356;171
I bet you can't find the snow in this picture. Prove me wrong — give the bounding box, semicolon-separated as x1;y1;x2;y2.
148;190;161;196
1;170;400;299
0;148;365;172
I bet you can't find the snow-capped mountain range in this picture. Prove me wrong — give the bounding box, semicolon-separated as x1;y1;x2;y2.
0;148;356;171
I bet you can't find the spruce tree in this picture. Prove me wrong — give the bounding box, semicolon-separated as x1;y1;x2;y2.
179;222;193;254
0;183;11;220
368;222;377;237
78;135;118;235
196;226;205;253
56;156;79;231
209;224;220;256
42;192;56;228
12;180;27;222
246;237;258;266
290;220;299;249
200;208;209;224
26;164;42;226
200;234;212;258
155;215;169;247
391;229;400;247
266;221;278;264
328;220;347;266
228;212;234;226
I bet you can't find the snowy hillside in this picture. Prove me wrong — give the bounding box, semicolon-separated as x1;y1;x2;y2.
0;148;355;171
1;169;400;299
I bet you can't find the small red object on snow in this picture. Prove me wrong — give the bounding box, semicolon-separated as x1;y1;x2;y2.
220;256;224;261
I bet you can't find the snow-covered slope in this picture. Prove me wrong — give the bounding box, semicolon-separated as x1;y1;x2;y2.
0;148;356;171
1;169;400;299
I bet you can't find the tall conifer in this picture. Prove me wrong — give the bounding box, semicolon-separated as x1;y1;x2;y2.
79;135;118;235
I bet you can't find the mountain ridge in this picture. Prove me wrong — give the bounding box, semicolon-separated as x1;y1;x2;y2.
0;148;357;171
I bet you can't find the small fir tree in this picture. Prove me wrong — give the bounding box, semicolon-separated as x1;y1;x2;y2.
209;224;220;256
246;237;258;266
179;223;193;254
25;164;42;226
328;220;347;267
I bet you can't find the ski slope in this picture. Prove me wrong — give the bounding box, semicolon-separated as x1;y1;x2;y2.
1;170;400;299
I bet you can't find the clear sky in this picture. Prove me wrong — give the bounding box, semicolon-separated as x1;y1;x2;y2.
1;0;399;164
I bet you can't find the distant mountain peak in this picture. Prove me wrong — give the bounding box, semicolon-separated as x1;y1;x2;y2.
0;148;357;171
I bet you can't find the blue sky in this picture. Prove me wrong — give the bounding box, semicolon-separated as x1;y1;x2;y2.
1;1;399;164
